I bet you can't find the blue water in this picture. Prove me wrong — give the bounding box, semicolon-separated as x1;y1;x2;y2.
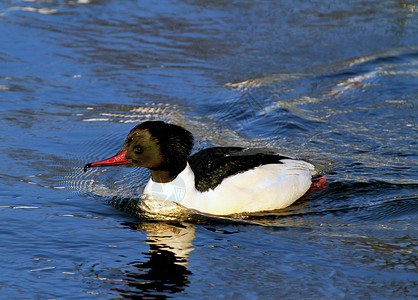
1;0;417;298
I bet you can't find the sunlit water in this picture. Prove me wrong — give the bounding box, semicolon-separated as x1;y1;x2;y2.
1;0;417;299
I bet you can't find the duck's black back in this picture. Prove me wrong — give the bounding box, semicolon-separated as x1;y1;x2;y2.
188;147;291;192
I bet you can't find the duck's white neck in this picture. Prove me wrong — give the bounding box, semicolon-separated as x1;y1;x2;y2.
143;162;197;205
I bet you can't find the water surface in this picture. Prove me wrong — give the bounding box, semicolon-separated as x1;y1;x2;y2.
0;0;417;298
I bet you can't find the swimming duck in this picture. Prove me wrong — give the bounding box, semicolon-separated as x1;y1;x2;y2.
84;121;316;215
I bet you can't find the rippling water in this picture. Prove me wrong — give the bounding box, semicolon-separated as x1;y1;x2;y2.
1;0;417;298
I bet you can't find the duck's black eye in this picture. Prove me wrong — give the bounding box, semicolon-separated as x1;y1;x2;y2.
128;137;134;143
134;146;143;154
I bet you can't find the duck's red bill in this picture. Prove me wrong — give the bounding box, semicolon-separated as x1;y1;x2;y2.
84;150;131;172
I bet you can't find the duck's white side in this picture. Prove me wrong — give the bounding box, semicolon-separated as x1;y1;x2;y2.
144;159;315;215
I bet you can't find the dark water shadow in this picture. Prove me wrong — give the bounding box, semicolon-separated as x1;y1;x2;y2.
108;221;195;299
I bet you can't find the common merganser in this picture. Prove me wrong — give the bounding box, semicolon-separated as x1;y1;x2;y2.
84;121;316;216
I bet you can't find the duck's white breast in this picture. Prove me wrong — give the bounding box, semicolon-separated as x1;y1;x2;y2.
143;163;197;212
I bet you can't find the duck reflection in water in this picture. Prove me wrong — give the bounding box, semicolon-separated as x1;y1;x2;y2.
113;221;195;298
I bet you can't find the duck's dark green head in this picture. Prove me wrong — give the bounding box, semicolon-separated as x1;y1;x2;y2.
84;121;194;181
